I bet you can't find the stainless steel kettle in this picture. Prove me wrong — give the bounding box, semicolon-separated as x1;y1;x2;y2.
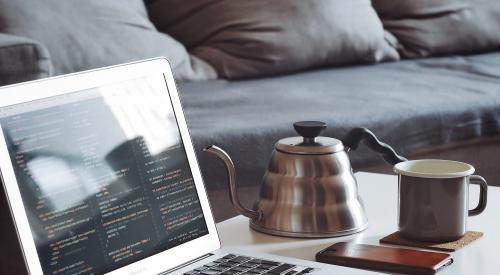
204;121;406;238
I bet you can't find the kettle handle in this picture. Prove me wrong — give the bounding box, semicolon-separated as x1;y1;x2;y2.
342;128;407;165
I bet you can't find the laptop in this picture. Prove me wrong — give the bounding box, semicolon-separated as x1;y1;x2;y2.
0;58;371;275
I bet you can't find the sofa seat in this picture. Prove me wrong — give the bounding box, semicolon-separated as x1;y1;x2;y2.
178;52;500;192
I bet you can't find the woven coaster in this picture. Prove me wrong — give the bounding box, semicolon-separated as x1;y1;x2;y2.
380;231;483;252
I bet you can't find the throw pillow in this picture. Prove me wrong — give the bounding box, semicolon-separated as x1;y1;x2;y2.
0;0;216;81
147;0;399;79
372;0;500;58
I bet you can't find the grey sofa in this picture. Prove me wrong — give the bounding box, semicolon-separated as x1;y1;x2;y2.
1;19;500;223
1;1;500;274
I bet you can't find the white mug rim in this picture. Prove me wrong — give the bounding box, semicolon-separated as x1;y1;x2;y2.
394;159;475;179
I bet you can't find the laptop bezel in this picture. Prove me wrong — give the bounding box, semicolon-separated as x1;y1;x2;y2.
0;58;221;275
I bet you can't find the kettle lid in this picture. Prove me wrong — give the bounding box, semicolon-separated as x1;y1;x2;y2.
276;121;344;155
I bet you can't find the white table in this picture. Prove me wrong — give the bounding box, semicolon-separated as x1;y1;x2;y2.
217;172;499;274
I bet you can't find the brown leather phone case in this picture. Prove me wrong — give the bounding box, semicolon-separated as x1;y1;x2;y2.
316;242;453;275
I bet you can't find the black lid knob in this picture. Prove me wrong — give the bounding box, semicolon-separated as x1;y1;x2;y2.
293;121;327;139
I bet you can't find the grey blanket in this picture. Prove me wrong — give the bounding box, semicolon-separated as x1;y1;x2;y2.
178;52;500;190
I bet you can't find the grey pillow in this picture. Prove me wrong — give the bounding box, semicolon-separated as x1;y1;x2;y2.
0;0;216;81
148;0;399;79
0;33;52;86
372;0;500;58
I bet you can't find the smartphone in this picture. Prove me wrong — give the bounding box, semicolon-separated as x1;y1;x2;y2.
316;242;453;275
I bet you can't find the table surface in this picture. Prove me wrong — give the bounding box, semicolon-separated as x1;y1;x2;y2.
216;172;499;274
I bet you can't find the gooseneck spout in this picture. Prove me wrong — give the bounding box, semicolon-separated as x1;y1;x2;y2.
204;145;261;221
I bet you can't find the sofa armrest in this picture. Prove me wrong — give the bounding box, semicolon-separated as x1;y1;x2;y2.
0;33;51;86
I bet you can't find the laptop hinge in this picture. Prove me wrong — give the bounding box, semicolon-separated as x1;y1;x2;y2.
159;253;214;274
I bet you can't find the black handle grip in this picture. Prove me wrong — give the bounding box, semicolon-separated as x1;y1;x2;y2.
341;127;407;165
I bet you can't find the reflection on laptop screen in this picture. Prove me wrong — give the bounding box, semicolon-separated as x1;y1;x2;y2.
0;74;208;274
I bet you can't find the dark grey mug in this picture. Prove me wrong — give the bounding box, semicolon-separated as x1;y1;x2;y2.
394;159;488;242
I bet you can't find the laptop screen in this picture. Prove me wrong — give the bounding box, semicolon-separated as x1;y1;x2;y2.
0;74;209;274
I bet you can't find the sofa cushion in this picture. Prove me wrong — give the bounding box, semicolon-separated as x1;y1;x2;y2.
0;33;51;86
372;0;500;58
0;0;216;82
148;0;399;79
177;52;500;190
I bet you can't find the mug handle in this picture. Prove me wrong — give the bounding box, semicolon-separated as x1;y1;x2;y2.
469;175;488;216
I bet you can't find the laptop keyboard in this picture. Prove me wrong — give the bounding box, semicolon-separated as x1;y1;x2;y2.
183;254;315;275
